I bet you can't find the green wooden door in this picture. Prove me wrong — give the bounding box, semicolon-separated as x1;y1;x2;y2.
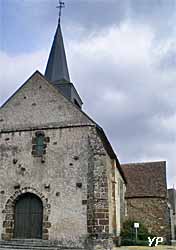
14;193;43;239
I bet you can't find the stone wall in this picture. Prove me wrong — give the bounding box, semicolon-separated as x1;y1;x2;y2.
0;126;92;247
111;160;126;238
86;128;113;250
86;128;126;249
0;72;93;131
0;125;121;249
125;197;171;242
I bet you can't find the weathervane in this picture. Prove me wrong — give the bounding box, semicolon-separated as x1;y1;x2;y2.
56;0;65;24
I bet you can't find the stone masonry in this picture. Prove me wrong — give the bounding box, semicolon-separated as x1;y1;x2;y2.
122;161;171;243
126;197;170;240
0;72;126;250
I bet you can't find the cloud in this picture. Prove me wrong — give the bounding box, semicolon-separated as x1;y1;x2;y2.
2;0;176;55
0;50;47;105
67;21;176;187
1;11;176;188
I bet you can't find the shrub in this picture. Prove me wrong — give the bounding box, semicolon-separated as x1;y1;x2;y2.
121;239;148;246
120;219;154;246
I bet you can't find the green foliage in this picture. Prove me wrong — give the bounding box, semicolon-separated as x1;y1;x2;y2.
121;219;154;246
121;239;148;246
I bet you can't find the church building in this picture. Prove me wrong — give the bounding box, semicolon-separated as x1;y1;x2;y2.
0;16;126;250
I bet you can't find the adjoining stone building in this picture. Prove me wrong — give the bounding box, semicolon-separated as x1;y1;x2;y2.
168;188;176;240
122;161;171;242
0;21;126;250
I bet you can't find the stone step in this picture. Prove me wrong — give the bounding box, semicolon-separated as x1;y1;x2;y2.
0;246;83;250
0;247;58;250
0;240;58;247
0;240;84;250
0;244;58;250
0;245;58;250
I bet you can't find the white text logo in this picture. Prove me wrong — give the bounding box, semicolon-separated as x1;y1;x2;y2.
148;237;163;247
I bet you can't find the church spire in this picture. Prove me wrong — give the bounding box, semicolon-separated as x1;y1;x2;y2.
44;1;83;109
45;22;70;83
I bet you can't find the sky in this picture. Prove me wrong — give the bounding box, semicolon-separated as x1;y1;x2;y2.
1;0;176;187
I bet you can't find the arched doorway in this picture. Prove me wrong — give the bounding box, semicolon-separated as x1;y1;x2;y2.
14;193;43;239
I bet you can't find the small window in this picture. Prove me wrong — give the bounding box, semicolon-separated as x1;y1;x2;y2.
32;131;47;157
36;134;45;156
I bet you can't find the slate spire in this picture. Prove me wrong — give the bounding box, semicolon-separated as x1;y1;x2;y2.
45;23;70;83
44;9;83;109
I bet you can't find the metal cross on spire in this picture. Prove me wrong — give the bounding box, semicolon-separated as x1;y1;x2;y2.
56;0;65;24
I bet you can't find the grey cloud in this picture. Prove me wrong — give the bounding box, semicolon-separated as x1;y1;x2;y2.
64;0;176;41
158;48;176;71
2;0;176;55
2;0;176;187
66;24;176;187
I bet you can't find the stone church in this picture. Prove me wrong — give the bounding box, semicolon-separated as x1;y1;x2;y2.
0;20;126;250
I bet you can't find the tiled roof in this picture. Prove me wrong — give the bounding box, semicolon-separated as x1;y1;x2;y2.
121;161;167;198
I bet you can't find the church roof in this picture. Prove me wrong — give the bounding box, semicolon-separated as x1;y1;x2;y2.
122;161;167;198
45;23;70;83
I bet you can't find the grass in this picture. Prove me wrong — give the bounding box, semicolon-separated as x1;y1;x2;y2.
117;246;176;249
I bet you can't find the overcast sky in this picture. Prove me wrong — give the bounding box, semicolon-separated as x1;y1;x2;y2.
1;0;176;187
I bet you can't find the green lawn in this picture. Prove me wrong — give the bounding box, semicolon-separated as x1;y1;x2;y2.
117;246;176;249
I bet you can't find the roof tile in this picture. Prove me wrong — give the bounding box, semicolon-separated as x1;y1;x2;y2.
122;161;167;198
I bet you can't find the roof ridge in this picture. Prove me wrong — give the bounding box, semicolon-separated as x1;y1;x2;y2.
121;160;166;166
